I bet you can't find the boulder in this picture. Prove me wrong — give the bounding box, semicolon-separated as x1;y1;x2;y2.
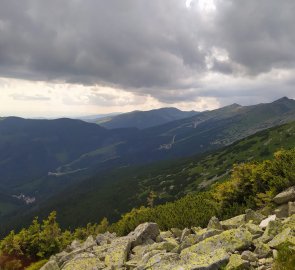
221;214;246;230
207;216;223;230
170;228;182;238
96;231;116;245
274;203;289;218
40;260;60;270
259;215;276;229
104;236;131;268
260;219;282;243
145;252;184;270
82;235;96;249
62;253;105;270
268;227;295;248
181;248;229;270
225;254;250;270
180;228;191;242
254;242;272;259
128;223;160;248
181;228;252;256
241;250;258;262
273;186;295;204
245;209;265;225
289;201;295;216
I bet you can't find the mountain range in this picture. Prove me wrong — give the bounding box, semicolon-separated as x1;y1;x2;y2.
1;97;295;234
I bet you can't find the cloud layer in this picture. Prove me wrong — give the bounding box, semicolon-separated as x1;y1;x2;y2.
0;0;294;112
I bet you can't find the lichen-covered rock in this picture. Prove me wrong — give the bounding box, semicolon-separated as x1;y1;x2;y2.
96;231;116;245
40;260;60;270
104;236;131;268
221;214;246;230
225;254;250;270
259;219;282;243
245;209;265;225
180;228;191;242
128;223;160;247
254;242;272;259
241;250;257;262
82;235;96;249
145;252;184;270
274;204;289;218
170;228;182;238
259;215;277;229
273;186;295;204
289;201;295;216
62;253;105;270
181;248;229;270
181;228;252;261
243;222;263;237
148;238;179;252
207;216;223;230
268;227;295;248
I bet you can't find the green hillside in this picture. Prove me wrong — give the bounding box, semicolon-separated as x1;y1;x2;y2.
3;121;295;235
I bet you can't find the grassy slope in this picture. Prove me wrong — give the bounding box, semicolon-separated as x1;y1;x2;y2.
2;121;295;236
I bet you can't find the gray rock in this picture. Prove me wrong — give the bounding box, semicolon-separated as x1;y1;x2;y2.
241;250;258;262
221;214;246;230
104;236;131;268
245;209;265;225
273;186;295;204
180;228;191;242
259;215;276;229
128;222;160;247
268;227;295;248
254;242;272;259
207;216;223;230
289;201;295;216
274;203;289;218
96;231;116;245
225;254;250;270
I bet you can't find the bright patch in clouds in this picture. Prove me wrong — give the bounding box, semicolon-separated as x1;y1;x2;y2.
0;77;220;117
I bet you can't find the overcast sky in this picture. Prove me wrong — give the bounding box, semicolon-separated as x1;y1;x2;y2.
0;0;295;117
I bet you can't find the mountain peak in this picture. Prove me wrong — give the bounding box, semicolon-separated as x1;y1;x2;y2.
273;96;293;103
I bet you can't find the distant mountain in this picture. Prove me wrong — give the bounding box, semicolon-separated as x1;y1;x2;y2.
77;112;121;122
96;107;199;129
1;97;295;227
4;119;295;234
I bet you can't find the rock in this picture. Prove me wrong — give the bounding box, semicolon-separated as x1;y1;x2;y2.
62;253;105;270
254;242;272;259
170;228;182;238
268;227;295;248
148;238;179;252
104;236;131;268
181;248;229;270
241;250;258;262
243;222;263;237
260;219;282;243
96;231;116;245
82;235;96;249
159;231;173;239
181;228;253;256
221;214;246;230
245;209;265;225
70;240;81;251
259;215;276;228
272;249;278;260
40;260;60;270
289;201;295;216
128;222;160;247
207;216;223;230
225;254;250;270
180;228;191;242
273;186;295;204
274;203;289;218
145;252;184;270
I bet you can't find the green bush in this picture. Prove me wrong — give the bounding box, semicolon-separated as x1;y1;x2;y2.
25;259;48;270
272;243;295;270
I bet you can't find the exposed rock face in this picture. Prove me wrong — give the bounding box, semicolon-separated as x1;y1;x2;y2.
40;186;295;270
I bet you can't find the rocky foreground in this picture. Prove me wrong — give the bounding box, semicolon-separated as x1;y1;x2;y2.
41;187;295;270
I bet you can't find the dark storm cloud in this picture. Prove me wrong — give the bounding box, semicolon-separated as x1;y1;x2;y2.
0;0;295;103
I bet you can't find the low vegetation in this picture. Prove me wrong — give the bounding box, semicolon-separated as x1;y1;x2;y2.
1;147;295;269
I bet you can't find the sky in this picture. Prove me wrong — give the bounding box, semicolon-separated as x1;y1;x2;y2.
0;0;295;117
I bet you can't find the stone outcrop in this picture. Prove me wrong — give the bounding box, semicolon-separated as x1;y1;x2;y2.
40;186;295;270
